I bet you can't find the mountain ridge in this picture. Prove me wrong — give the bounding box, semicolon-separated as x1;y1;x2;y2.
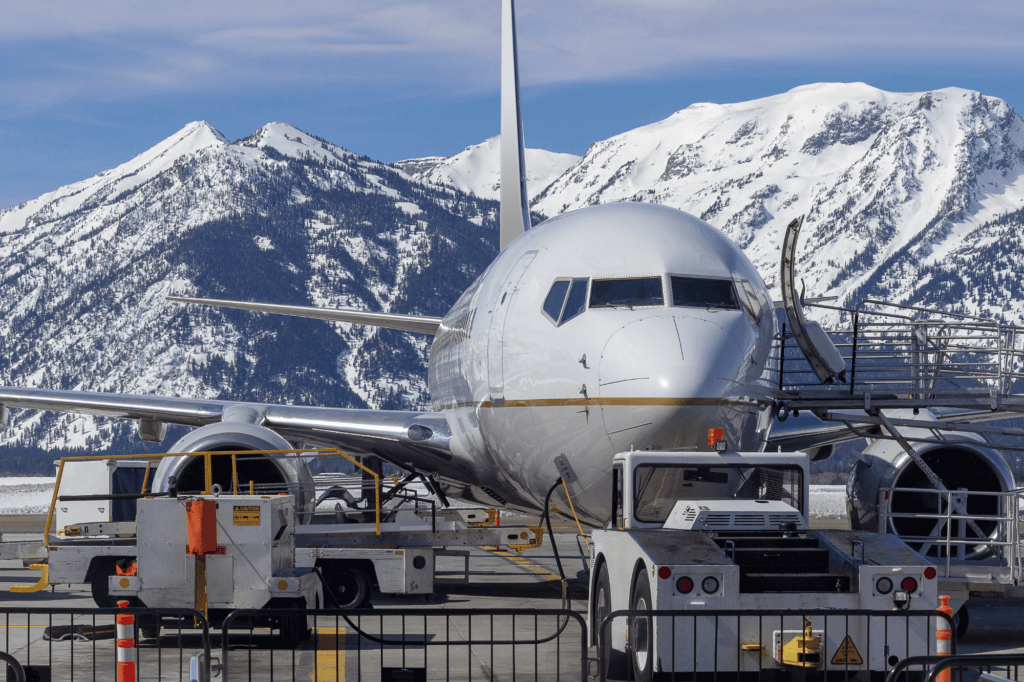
4;82;1024;473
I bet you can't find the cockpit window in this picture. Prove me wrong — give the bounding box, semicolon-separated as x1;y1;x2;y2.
561;279;588;324
542;278;589;326
542;280;570;322
590;277;664;309
671;276;739;310
734;279;764;324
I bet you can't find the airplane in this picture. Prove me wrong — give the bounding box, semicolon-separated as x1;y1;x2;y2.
1;0;1022;578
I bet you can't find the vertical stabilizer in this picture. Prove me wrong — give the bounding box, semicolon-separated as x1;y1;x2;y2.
500;0;531;251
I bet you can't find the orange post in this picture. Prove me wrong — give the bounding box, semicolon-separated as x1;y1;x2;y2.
116;600;136;682
936;595;953;682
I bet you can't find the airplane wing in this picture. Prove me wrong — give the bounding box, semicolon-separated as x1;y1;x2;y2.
0;386;469;482
166;296;443;335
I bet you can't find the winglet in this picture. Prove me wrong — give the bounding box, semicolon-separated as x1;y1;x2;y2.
500;0;531;251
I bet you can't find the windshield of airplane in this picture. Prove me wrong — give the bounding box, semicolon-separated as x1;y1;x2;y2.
671;276;739;310
543;278;589;326
590;277;664;308
633;463;803;522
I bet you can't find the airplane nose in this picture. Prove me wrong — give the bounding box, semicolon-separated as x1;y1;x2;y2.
596;314;755;450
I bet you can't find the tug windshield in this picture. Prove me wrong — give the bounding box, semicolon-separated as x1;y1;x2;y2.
633;463;804;523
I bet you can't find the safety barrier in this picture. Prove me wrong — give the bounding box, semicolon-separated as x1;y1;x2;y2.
0;607;210;682
888;654;1024;682
597;608;957;682
220;607;588;681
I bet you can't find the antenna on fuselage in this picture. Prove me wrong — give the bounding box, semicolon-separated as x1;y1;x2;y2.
500;0;531;251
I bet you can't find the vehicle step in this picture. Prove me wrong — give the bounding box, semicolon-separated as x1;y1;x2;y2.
740;573;850;593
713;537;820;549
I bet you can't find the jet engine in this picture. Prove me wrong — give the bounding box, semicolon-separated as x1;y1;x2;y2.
847;414;1015;560
149;420;316;522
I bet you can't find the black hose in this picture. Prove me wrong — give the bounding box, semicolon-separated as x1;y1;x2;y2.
541;477;569;610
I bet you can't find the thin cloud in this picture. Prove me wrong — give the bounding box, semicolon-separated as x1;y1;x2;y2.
3;0;1024;114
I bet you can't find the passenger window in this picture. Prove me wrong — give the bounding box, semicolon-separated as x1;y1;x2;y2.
542;280;571;323
589;277;664;309
542;278;590;326
671;276;739;310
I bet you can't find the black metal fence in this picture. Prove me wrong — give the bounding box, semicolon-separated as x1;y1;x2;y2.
5;606;1009;682
889;655;1024;682
220;608;588;682
597;609;957;682
0;606;210;682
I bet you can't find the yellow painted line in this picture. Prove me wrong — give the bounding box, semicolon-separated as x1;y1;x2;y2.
0;625;50;629
311;626;345;682
491;550;563;582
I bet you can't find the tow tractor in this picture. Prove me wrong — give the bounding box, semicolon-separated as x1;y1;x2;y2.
14;450;540;642
590;450;940;682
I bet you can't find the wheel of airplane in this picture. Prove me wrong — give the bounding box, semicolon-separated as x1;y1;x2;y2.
629;572;653;682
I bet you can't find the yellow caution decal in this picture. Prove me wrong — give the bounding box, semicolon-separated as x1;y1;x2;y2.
831;636;863;665
233;505;261;526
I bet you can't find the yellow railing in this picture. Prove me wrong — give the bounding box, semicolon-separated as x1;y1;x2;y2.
45;448;381;547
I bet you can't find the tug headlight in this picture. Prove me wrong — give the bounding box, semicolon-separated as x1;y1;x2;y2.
701;576;720;594
676;577;694;594
875;577;893;595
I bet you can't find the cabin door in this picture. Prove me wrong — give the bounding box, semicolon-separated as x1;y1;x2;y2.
487;251;537;399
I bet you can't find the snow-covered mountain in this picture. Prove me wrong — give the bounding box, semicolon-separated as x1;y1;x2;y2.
394;136;580;202
533;83;1024;324
4;82;1024;472
0;121;498;472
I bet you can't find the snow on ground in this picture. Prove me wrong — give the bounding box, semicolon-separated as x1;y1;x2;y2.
0;477;849;519
0;477;57;516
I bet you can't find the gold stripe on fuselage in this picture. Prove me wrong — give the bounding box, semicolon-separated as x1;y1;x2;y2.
444;397;774;410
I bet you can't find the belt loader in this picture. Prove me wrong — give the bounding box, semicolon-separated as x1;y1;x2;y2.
589;450;940;682
23;453;536;642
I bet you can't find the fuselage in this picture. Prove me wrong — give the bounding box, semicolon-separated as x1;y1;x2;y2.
427;202;779;525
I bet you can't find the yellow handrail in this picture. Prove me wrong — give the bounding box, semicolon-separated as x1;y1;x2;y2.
45;448;382;546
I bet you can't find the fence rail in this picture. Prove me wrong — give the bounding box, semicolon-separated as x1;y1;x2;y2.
7;605;1017;682
0;606;209;682
220;607;587;682
775;300;1024;404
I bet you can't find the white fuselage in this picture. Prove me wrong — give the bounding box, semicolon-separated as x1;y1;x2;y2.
427;203;779;525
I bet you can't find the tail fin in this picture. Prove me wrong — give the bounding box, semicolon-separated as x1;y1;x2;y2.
500;0;531;251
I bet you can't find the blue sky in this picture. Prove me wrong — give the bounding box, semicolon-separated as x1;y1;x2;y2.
3;0;1024;209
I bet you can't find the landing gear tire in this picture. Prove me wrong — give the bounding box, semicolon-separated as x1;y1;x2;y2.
629;574;653;682
595;563;628;679
324;567;371;609
954;605;969;640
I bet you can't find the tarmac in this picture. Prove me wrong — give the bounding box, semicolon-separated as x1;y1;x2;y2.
0;515;1020;681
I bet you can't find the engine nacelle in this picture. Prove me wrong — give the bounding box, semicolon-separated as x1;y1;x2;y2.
150;422;316;522
847;413;1015;559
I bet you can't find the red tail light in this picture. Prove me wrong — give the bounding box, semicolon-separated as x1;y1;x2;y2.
901;577;918;593
676;577;694;594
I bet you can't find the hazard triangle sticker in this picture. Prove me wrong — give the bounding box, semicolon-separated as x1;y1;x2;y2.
831;636;863;665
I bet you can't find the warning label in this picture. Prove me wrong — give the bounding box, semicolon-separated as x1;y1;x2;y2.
831;636;863;665
233;505;261;526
